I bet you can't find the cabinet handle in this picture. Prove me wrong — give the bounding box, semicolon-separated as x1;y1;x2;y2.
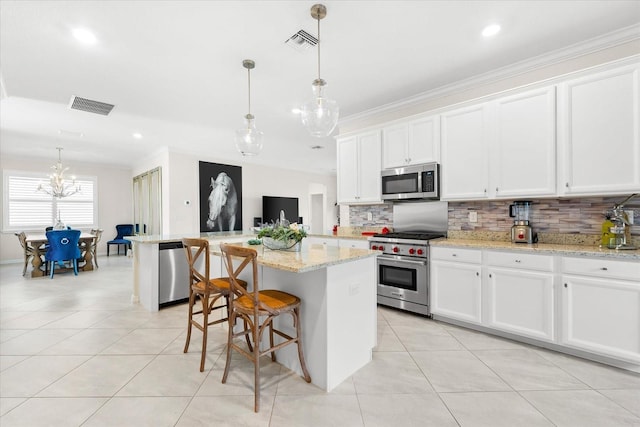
564;283;568;288
496;187;499;192
484;189;487;193
565;182;569;188
600;267;608;271
476;272;479;276
489;273;492;278
452;253;457;257
515;259;521;263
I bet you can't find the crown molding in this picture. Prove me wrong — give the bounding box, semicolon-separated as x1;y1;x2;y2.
340;24;640;127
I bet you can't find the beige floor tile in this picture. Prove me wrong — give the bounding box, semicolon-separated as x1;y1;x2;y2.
412;350;511;392
0;355;89;397
0;397;26;417
37;354;153;397
598;389;640;417
83;396;190;427
374;322;405;351
0;328;81;355
270;394;363;427
352;352;433;394
446;326;528;350
197;363;283;397
99;328;182;354
392;324;464;351
0;355;28;372
40;328;132;355
0;311;76;329
0;329;29;343
117;354;209;396
0;397;108;427
521;389;640;427
40;310;115;329
441;391;554;427
359;393;458;427
474;349;589;390
177;395;273;426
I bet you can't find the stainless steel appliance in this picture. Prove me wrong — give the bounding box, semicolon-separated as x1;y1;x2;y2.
370;201;448;316
159;241;191;307
509;201;536;244
381;163;439;201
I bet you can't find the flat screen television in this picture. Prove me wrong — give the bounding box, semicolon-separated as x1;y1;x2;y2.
262;196;299;224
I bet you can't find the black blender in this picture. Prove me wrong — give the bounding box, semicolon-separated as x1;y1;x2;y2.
510;201;537;244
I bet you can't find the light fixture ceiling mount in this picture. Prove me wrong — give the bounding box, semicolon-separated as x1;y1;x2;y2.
300;3;339;138
235;59;263;156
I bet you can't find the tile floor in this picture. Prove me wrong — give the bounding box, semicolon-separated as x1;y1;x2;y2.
1;256;639;426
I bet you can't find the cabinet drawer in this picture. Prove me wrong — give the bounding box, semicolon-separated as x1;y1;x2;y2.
487;251;554;272
562;257;640;281
430;247;481;263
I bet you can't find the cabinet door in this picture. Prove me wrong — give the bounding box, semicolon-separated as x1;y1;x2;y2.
441;103;490;200
337;136;359;203
408;115;439;165
493;87;556;198
339;239;369;249
430;260;482;324
559;64;640;195
382;124;408;169
356;131;382;203
562;275;640;363
486;267;555;342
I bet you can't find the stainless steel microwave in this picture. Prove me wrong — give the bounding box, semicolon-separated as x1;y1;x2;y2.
381;163;440;201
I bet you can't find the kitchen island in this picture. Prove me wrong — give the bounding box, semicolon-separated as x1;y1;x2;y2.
129;233;378;391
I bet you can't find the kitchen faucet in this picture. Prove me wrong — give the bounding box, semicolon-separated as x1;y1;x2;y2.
609;193;637;249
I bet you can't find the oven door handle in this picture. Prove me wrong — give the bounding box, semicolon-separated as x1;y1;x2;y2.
377;256;428;266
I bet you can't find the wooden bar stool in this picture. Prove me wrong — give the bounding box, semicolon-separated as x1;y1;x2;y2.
219;243;311;412
182;238;250;372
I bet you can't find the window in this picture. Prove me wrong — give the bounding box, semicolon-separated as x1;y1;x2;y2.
3;170;98;231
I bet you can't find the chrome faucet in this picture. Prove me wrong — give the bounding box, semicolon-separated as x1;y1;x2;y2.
610;194;637;249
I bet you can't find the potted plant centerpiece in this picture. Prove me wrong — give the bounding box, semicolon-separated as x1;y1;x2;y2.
257;220;307;251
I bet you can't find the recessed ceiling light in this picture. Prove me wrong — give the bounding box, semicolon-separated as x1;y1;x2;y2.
482;24;501;37
72;28;97;44
132;132;143;139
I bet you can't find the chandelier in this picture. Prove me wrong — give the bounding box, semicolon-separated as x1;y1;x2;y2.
235;59;263;156
300;3;339;137
37;147;81;198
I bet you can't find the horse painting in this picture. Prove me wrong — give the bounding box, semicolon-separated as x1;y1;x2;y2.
206;172;238;231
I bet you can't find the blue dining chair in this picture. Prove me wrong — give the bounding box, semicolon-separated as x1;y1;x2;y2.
45;229;81;279
107;224;134;256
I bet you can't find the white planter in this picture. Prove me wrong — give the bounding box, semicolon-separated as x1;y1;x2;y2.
262;237;302;252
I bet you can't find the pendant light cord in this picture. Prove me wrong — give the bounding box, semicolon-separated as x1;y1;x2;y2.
317;15;321;80
247;66;251;116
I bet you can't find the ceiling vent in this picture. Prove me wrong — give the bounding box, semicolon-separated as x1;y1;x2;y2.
68;95;115;116
285;30;318;52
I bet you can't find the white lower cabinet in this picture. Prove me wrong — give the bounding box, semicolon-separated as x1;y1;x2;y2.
338;238;370;249
430;247;482;324
486;252;555;342
561;257;640;363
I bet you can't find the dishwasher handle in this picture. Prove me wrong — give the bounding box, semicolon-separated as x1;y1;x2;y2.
159;241;184;250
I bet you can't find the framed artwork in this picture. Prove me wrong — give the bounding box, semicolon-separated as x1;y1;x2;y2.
199;161;243;232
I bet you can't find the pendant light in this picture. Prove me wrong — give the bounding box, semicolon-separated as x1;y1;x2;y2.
235;59;263;156
37;147;81;198
300;4;339;137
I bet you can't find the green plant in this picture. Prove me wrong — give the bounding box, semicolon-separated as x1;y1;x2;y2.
257;221;307;242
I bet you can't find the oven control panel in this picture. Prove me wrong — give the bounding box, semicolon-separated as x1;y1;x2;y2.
370;242;428;258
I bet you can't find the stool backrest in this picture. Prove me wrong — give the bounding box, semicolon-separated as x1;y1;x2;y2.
182;238;210;287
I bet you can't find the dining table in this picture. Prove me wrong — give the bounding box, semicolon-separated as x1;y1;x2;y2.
25;232;97;278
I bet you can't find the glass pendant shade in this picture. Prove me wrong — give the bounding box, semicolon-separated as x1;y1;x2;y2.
235;114;263;156
235;59;263;156
301;79;339;137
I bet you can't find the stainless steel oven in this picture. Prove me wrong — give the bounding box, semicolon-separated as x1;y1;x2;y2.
370;201;448;316
381;162;439;201
375;242;430;315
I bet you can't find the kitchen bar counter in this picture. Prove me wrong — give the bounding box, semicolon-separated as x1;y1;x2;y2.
430;238;640;260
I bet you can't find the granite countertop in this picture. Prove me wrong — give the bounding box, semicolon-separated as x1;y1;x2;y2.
430;238;640;260
128;231;255;244
210;242;377;273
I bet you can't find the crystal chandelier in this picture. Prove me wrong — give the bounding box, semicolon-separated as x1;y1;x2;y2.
235;59;263;156
300;4;339;137
37;147;81;198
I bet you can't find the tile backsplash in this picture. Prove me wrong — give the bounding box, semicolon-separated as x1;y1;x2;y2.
349;196;639;237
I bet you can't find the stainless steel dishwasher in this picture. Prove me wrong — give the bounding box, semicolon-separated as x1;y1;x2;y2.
158;241;190;307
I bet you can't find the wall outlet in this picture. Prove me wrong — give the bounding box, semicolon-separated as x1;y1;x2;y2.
367;212;373;221
468;211;478;223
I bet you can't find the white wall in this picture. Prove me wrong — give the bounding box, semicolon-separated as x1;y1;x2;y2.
134;150;338;236
0;154;133;262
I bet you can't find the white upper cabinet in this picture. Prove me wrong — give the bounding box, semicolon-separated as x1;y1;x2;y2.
492;86;557;198
337;130;382;204
558;63;640;195
441;103;491;200
441;86;556;201
382;115;440;169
